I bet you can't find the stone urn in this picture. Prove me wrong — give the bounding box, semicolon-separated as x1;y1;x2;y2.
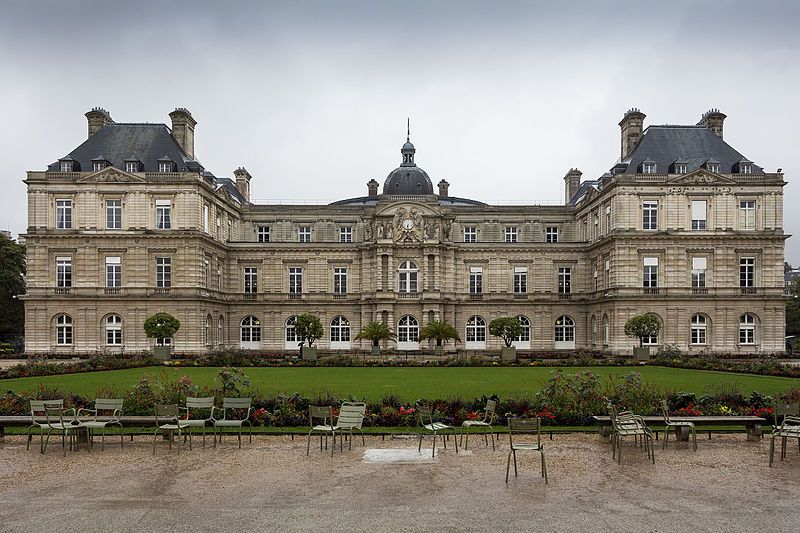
501;346;517;362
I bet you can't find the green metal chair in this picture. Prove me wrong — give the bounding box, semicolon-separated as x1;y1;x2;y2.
770;415;800;466
212;398;253;448
153;404;191;454
307;405;338;456
460;399;497;451
78;398;124;451
609;404;654;464
417;403;458;458
42;404;80;457
772;402;800;432
27;399;64;453
661;399;696;452
182;397;215;447
335;402;367;450
505;418;547;484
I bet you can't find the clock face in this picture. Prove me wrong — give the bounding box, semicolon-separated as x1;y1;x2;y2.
402;219;414;230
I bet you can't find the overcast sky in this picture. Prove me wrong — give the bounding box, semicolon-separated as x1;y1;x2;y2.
1;0;798;262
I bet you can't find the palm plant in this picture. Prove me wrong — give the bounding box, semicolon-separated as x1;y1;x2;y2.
355;321;396;350
419;320;461;348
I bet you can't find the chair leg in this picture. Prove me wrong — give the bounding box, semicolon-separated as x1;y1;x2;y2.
505;450;512;483
153;429;158;454
464;428;469;451
189;427;193;451
431;431;437;458
453;428;459;453
418;431;423;453
770;435;776;466
489;427;495;451
213;425;217;448
331;431;336;457
26;426;33;451
541;450;547;484
43;429;52;455
307;430;313;456
692;427;697;452
512;449;518;476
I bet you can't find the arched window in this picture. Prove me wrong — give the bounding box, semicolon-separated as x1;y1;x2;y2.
554;315;575;349
397;261;418;293
513;315;531;349
55;314;73;345
205;315;212;346
590;315;597;344
465;316;487;349
105;314;122;346
397;315;419;350
739;314;756;345
330;316;351;349
285;316;299;349
218;316;225;345
602;314;609;344
240;315;261;347
690;314;707;345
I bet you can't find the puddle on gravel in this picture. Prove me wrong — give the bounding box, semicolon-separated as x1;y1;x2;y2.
362;448;437;464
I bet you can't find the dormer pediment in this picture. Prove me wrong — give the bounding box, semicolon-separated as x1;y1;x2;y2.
666;169;735;185
77;166;146;183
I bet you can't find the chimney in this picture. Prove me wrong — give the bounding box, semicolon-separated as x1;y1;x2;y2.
233;167;251;204
169;108;197;159
564;168;582;205
367;179;379;197
85;107;114;137
698;108;726;139
437;179;450;198
618;108;646;160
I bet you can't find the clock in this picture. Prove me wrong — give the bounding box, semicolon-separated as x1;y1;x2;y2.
402;219;414;230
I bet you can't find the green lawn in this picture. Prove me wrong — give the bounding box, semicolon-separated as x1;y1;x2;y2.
3;366;799;400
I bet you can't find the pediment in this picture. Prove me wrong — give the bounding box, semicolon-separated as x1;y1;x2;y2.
77;167;146;183
667;170;735;185
374;201;440;218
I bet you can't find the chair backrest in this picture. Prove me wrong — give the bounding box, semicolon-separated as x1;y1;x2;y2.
95;398;124;412
660;400;672;423
774;403;800;427
507;417;542;448
310;406;333;427
416;404;434;426
484;399;497;423
186;396;215;409
44;406;66;426
337;402;366;429
155;404;179;423
30;399;63;417
222;397;252;409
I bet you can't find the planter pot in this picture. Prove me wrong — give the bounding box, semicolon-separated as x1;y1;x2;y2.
302;346;318;361
634;346;651;361
371;345;381;355
501;346;517;362
434;345;444;356
153;345;172;360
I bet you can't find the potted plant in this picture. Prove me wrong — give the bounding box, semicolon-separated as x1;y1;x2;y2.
143;312;181;360
624;313;661;360
354;321;396;355
419;320;461;355
489;317;523;361
295;313;323;360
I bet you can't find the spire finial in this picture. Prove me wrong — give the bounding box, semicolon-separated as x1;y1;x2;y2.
407;117;410;142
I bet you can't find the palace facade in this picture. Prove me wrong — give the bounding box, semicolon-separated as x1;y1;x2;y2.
22;107;787;355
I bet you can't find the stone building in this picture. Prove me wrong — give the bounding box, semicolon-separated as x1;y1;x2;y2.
21;107;787;355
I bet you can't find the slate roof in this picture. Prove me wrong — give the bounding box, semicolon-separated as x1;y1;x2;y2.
568;180;599;206
330;194;486;206
214;177;245;204
48;123;201;173
620;125;763;175
383;165;435;195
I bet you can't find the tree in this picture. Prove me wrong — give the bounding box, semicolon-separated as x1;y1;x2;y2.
489;317;523;348
787;278;800;337
0;234;25;340
295;313;323;347
354;321;395;348
624;314;661;348
143;312;181;340
419;320;461;347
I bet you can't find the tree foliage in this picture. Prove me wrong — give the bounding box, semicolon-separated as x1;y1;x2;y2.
0;235;25;339
354;321;395;347
624;314;662;348
143;312;181;339
489;317;522;348
295;313;323;347
419;320;461;346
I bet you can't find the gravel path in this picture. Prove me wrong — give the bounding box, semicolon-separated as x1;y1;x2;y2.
0;433;797;532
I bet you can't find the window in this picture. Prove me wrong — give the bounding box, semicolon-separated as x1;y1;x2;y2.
227;220;232;241
218;316;224;346
60;161;73;172
154;337;173;347
591;315;597;343
469;267;483;294
298;226;311;243
642;315;659;345
690;314;707;345
105;314;122;345
514;316;531;343
125;161;139;173
691;257;707;288
156;257;171;288
605;259;610;289
330;316;351;343
605;206;611;233
93;161;106;172
216;262;222;291
740;257;755;288
243;267;258;294
55;314;73;345
504;226;517;243
555;316;575;343
257;226;270;243
333;267;347;294
558;267;571;294
158;161;173;173
289;267;303;294
106;199;121;230
465;315;487;345
691;200;707;230
216;216;221;240
397;315;419;344
602;314;609;344
545;227;559;243
463;226;477;243
339;226;353;243
398;261;418;293
740;163;752;175
285;316;299;346
240;316;261;343
642;201;658;231
105;256;121;288
155;200;171;230
56;256;72;288
739;314;756;345
675;163;688;174
513;267;527;294
739;200;755;230
203;205;209;233
643;257;658;288
642;161;657;174
594;268;599;291
56;199;72;229
203;259;210;289
205;315;212;346
707;162;720;173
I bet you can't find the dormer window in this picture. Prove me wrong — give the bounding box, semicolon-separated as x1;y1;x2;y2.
736;159;753;174
671;159;688;174
93;161;106;172
640;159;657;174
125;159;141;173
705;159;721;173
60;161;73;172
158;160;174;173
58;157;78;172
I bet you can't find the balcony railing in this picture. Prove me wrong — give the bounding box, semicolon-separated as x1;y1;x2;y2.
642;288;660;295
152;288;171;295
469;293;483;300
288;293;302;300
398;292;420;299
513;293;528;300
332;294;348;299
104;288;121;295
54;287;71;295
243;293;257;300
558;293;572;300
692;288;709;295
740;287;758;295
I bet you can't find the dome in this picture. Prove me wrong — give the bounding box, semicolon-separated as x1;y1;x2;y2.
402;140;415;151
383;166;434;195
